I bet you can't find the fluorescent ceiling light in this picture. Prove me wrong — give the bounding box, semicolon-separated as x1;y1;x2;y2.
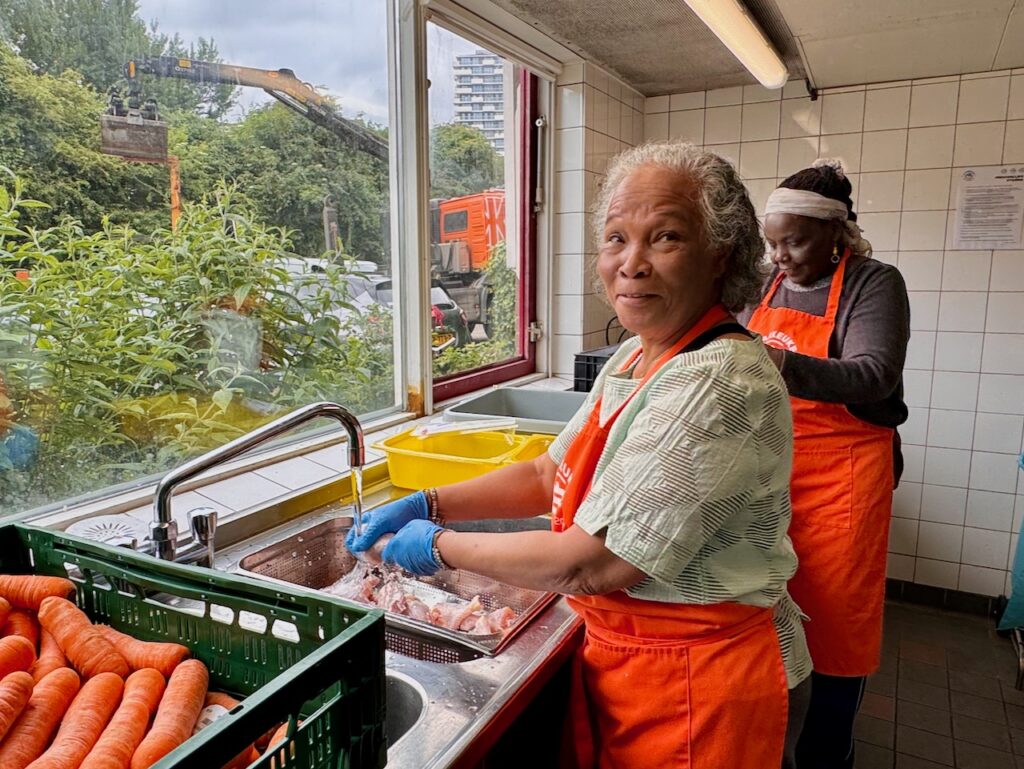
683;0;788;89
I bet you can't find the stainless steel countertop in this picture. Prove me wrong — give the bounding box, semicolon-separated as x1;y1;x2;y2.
215;494;583;768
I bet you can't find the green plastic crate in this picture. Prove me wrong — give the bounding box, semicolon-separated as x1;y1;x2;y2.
0;523;386;769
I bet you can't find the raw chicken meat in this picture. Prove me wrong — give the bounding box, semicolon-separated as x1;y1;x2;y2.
325;565;516;637
406;597;431;622
361;573;381;603
431;595;483;631
322;566;376;602
375;578;409;614
467;606;517;636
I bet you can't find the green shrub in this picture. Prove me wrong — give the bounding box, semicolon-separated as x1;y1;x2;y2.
0;172;393;515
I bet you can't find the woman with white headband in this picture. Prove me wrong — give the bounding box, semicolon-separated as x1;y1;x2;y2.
741;160;910;769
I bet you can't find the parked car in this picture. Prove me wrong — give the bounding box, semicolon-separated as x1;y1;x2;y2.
285;264;472;351
370;280;472;348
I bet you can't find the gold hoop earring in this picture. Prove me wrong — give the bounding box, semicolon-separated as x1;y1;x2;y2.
831;243;841;264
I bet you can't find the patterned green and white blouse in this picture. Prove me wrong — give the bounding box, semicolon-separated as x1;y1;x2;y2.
549;335;812;687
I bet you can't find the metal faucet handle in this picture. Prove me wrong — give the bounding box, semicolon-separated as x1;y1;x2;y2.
150;519;179;561
187;507;218;545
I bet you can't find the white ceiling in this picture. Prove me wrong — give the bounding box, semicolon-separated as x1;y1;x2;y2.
778;0;1024;87
486;0;1024;94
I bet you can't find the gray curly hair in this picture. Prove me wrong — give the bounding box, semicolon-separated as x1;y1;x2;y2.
592;141;766;313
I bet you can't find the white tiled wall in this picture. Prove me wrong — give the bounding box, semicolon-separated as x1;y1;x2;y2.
639;70;1024;597
553;62;644;377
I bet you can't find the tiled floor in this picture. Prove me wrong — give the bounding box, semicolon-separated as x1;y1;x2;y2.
854;601;1023;768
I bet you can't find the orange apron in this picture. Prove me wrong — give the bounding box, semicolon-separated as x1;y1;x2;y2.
552;305;788;769
746;255;893;677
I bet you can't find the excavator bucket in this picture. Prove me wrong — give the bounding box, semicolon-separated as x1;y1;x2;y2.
100;113;168;162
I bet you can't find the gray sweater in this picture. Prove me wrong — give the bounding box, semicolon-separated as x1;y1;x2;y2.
737;256;910;429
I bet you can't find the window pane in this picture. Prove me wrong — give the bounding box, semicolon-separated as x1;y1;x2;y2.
427;23;526;380
0;1;396;515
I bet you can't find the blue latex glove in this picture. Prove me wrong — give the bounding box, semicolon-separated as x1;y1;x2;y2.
382;519;444;576
345;491;429;554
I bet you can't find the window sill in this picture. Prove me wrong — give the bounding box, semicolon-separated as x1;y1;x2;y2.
25;376;573;535
24;409;415;534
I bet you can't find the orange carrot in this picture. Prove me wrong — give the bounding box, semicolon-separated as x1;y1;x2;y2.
0;596;12;630
0;636;37;679
254;722;279;752
0;667;80;769
80;669;165;769
0;671;35;742
37;598;128;680
94;626;188;679
29;631;64;684
2;610;40;651
265;719;300;753
26;671;124;769
266;722;289;751
0;576;75;611
198;692;256;769
129;659;208;769
227;748;260;769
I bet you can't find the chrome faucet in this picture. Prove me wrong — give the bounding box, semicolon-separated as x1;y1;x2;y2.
151;401;365;563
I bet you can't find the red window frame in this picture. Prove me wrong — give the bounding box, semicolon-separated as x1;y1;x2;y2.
432;70;540;402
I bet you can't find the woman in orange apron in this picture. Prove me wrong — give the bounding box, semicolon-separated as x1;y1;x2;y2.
742;161;910;769
350;143;811;767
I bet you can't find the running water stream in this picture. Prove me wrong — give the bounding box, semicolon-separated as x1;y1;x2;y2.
349;465;397;567
350;465;364;538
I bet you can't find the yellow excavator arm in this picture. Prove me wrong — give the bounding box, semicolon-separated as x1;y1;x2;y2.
124;55;388;162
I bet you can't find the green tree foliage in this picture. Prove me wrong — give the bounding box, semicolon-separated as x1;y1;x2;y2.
172;104;390;265
0;45;168;233
429;123;502;199
0;0;235;117
0;174;393;514
0;0;148;90
0;40;387;259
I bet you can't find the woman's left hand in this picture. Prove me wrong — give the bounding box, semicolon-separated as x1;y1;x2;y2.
345;492;429;554
382;520;445;576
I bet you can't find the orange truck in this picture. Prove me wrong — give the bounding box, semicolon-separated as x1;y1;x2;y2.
429;190;505;335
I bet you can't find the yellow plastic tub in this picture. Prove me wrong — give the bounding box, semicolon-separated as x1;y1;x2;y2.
374;429;553;489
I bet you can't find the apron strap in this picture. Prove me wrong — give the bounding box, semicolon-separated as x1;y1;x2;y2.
685;322;752;351
821;250;850;325
606;308;735;428
760;248;851;318
761;272;786;307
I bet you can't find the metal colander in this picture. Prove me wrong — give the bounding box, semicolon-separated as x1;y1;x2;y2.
237;517;556;658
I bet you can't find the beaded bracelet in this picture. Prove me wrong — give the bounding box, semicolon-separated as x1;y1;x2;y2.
431;529;451;571
425;487;445;525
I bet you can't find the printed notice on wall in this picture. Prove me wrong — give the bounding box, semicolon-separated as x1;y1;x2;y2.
953;166;1024;250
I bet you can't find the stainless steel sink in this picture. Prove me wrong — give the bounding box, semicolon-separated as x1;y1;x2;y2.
385;671;426;748
215;497;583;769
235;514;557;660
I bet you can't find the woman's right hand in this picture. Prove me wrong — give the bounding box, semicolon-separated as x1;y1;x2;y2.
345;491;430;554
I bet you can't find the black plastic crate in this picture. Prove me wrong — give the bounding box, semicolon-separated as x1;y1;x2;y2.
573;343;621;392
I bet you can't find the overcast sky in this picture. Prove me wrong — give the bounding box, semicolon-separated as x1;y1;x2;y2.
135;0;480;126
